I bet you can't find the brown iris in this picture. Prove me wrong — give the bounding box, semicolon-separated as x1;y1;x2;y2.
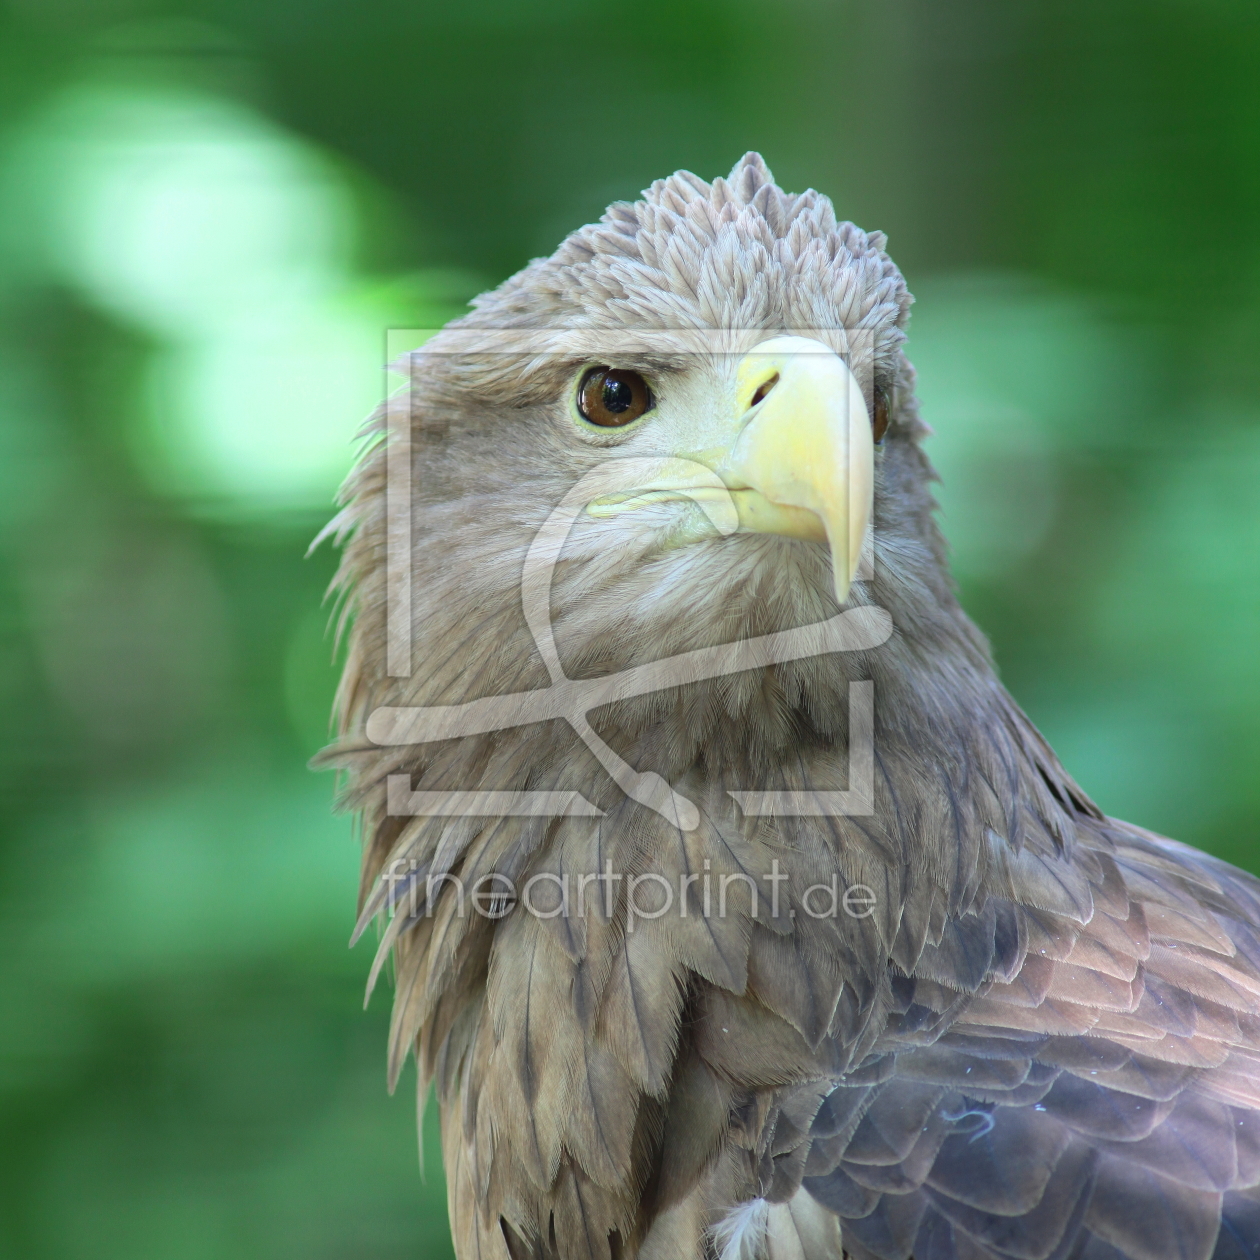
577;367;653;427
872;386;890;444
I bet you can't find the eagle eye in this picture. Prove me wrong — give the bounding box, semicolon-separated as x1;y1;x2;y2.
577;367;652;427
872;386;890;444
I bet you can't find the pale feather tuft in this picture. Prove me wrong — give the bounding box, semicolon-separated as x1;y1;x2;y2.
712;1198;770;1260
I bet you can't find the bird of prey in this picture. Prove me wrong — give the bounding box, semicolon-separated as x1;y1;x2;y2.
320;154;1260;1260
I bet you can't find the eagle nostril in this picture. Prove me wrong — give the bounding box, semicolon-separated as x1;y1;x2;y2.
750;373;779;408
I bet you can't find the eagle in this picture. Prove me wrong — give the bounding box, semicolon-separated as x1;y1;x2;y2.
319;154;1260;1260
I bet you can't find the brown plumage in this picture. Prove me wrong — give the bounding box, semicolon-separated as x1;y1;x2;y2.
318;154;1260;1260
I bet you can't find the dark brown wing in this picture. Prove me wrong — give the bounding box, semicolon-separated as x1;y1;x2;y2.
799;826;1260;1260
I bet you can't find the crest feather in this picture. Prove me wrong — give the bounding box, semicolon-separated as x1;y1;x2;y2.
470;152;911;383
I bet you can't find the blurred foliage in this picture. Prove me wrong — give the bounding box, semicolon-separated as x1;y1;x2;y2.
0;1;1258;1256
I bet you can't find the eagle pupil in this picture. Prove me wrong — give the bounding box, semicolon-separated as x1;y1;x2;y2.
602;377;634;413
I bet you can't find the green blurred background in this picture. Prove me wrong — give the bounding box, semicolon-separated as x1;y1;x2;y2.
1;1;1258;1256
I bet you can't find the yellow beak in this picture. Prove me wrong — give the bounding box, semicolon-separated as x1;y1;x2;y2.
716;336;874;603
585;335;875;604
